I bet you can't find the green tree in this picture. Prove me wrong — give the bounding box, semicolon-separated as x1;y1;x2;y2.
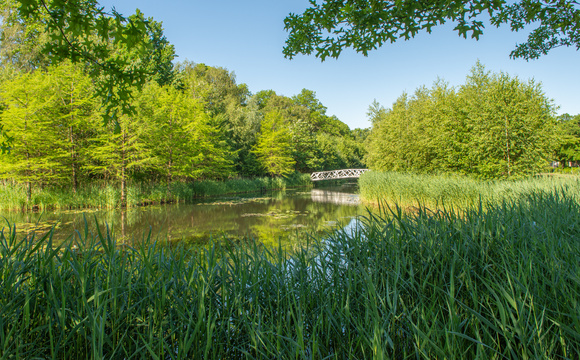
292;88;327;115
84;112;150;207
365;63;557;178
459;63;556;178
554;113;580;166
252;111;295;177
284;0;580;60
224;96;263;176
176;62;249;117
0;0;50;71
7;1;173;120
50;61;100;192
135;81;234;182
0;68;67;201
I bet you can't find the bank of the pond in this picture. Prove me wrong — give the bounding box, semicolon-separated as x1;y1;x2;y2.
359;170;580;209
1;188;578;358
0;173;312;211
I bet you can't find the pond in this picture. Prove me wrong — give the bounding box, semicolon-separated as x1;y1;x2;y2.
1;184;367;249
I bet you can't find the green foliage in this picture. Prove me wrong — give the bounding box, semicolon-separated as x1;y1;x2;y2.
5;0;175;122
0;62;100;200
134;81;234;181
255;88;366;173
365;63;557;179
0;14;368;206
554;113;580;165
0;0;50;70
252;111;296;177
1;187;579;358
283;0;580;60
176;61;249;116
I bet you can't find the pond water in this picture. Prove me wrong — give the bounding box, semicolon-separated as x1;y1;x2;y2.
1;184;367;249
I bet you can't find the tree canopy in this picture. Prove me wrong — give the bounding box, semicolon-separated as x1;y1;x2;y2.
365;62;558;179
2;0;173;119
283;0;580;60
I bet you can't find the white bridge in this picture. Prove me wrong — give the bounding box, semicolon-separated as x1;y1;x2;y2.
310;169;369;181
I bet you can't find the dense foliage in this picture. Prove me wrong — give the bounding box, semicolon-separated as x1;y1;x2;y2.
284;0;580;60
0;60;365;205
1;186;579;358
555;113;580;168
365;62;558;179
0;1;366;207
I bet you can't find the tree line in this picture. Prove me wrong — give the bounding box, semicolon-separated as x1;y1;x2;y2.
365;62;580;179
0;1;366;205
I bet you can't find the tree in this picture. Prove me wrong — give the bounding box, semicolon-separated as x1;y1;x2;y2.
459;63;556;178
554;113;580;166
50;61;100;192
0;0;50;71
365;62;557;178
6;0;172;121
0;67;69;201
175;62;249;117
292;88;327;115
252;111;296;177
283;0;580;60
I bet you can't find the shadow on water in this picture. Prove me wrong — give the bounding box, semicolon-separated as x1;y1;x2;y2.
2;184;366;250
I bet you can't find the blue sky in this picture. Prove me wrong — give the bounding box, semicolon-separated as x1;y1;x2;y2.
100;0;579;130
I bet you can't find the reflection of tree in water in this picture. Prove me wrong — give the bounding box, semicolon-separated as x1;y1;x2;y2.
4;188;363;249
249;195;361;250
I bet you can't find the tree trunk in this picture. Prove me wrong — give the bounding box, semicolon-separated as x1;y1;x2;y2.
505;115;511;177
120;129;127;208
70;125;77;193
24;117;31;203
69;80;78;193
167;114;173;194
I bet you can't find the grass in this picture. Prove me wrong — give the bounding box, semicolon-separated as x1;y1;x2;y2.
1;188;579;358
359;170;580;210
0;173;312;211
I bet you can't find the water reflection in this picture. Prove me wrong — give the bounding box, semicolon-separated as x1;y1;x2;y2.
311;189;360;206
1;185;365;249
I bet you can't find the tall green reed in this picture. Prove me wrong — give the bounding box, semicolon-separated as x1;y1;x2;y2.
1;188;578;358
0;173;312;211
359;170;580;209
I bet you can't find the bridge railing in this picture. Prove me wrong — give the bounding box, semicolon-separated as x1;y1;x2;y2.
310;169;369;181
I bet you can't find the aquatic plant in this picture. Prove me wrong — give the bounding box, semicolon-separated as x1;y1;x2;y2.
1;188;578;358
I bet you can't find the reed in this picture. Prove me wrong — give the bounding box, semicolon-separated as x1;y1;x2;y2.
359;170;580;209
0;173;312;211
1;188;578;358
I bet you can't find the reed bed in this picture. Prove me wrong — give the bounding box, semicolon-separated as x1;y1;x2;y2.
1;189;579;359
0;173;312;211
359;170;580;209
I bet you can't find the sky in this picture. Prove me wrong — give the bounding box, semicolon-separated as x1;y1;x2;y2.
100;0;579;130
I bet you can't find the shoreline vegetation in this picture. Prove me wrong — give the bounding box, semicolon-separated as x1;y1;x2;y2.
1;185;578;358
0;173;312;211
359;170;580;210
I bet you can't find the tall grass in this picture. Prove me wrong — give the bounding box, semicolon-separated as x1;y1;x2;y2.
0;173;312;211
1;188;579;358
359;170;580;209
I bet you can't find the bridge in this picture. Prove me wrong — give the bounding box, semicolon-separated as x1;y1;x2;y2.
310;169;369;181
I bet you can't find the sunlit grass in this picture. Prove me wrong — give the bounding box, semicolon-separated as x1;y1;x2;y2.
1;188;578;358
359;170;580;209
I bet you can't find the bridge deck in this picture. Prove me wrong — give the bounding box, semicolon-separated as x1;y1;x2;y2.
310;169;369;181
